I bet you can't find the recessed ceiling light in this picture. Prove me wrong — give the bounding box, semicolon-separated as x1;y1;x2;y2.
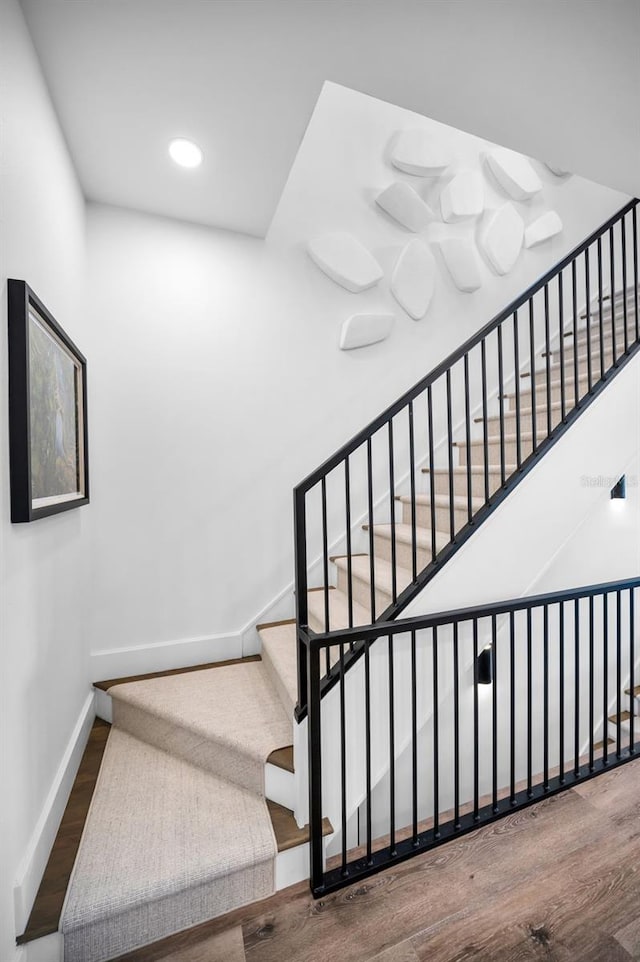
169;139;203;169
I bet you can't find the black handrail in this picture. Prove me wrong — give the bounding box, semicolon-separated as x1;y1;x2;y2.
294;197;640;726
303;576;640;647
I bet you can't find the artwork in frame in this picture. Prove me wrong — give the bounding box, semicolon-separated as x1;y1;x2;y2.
7;280;89;522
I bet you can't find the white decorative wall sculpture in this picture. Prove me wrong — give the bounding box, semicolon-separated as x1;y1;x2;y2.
390;129;450;177
307;232;384;293
545;162;571;177
339;313;395;350
376;182;435;232
486;147;542;201
439;237;482;293
391;239;436;320
440;171;484;223
480;203;524;275
524;210;563;248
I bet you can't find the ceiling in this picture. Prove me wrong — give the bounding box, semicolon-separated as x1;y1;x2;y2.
20;0;640;238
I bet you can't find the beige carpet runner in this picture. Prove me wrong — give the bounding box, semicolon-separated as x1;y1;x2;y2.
61;662;292;962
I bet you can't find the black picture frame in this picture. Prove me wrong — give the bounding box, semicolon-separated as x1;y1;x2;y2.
7;280;89;522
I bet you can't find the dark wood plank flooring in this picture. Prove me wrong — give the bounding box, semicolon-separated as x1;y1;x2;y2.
17;718;110;944
113;758;640;962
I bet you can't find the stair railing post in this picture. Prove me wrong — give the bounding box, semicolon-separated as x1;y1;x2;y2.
307;639;325;895
294;486;309;717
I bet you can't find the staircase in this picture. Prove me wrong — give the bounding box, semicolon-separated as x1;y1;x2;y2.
20;202;640;960
22;647;330;962
305;283;639;637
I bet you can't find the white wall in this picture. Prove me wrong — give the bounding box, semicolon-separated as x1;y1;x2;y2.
0;1;90;955
84;82;630;676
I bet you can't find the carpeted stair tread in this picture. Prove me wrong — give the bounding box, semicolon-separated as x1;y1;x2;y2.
258;621;298;718
61;729;276;962
110;662;292;795
307;586;371;631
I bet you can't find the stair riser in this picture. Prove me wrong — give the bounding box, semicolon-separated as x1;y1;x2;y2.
457;435;535;469
552;339;630;367
607;720;635;744
335;565;403;615
401;499;471;531
526;355;607;391
569;317;637;351
432;469;502;499
371;531;433;571
517;377;591;408
484;405;564;438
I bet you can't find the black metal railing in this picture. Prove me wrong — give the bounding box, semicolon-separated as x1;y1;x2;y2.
303;578;640;896
294;199;640;718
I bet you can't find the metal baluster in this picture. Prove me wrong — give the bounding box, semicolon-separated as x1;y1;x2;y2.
367;438;376;622
616;590;622;757
574;599;580;777
408;401;417;582
453;621;460;828
558;275;566;423
622;216;629;353
411;629;418;843
497;326;505;485
481;339;490;501
344;458;353;630
464;354;472;524
388;633;396;855
307;642;324;892
492;614;498;812
585;250;593;392
610;227;617;364
427;386;437;564
544;284;552;437
432;626;440;839
513;311;522;465
633;206;639;343
543;604;549;789
339;640;347;872
294;489;309;714
364;637;372;864
603;593;609;766
388;420;397;603
510;611;516;804
446;370;455;543
559;601;565;784
321;477;330;652
630;589;635;754
528;300;537;450
473;618;479;820
589;595;594;771
527;608;532;796
572;260;580;407
597;237;605;380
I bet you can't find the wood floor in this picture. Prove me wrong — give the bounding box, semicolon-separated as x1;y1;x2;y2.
17;718;110;944
113;758;640;962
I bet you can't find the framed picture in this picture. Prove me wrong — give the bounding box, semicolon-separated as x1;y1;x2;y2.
7;280;89;522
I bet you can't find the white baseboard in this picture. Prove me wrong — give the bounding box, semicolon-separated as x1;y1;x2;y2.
89;586;296;680
90;632;243;681
25;933;63;962
13;693;95;938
